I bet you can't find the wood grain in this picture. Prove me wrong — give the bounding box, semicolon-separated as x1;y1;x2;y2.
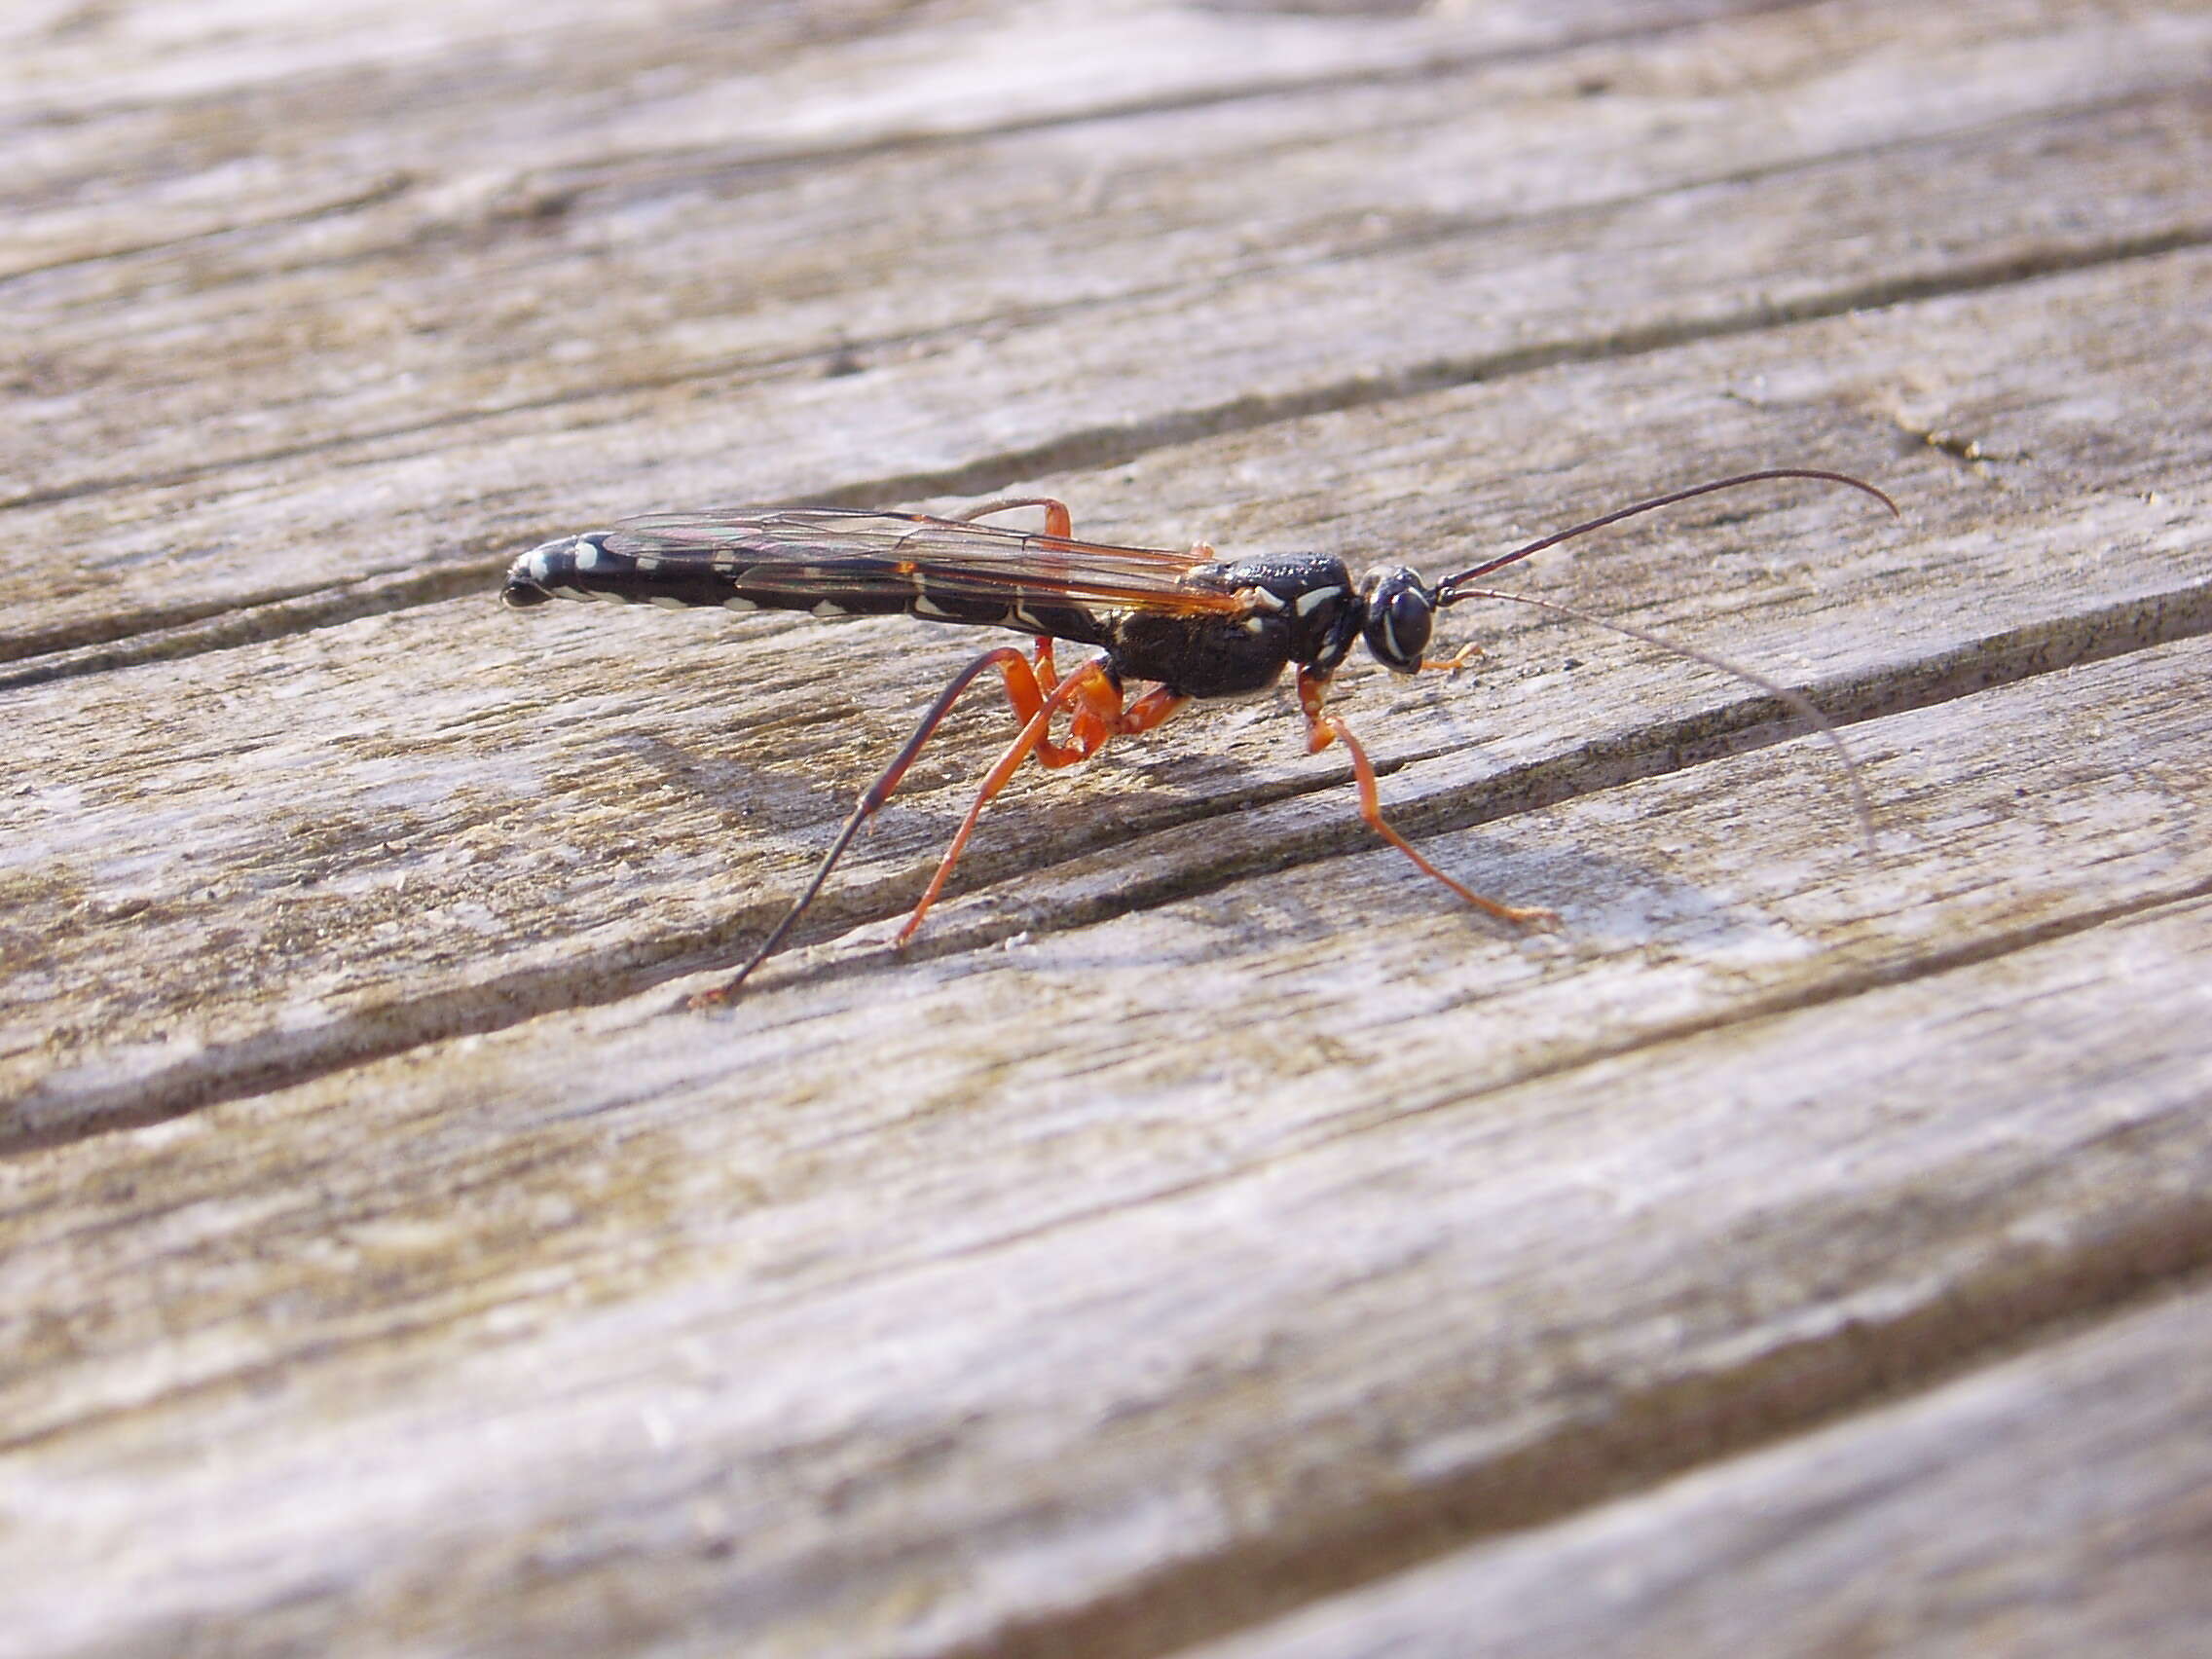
8;637;2212;1656
5;1;2203;659
7;243;2206;1133
3;1;2209;1655
1186;1284;2212;1659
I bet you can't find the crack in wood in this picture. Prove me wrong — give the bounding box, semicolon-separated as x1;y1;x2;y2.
0;171;418;288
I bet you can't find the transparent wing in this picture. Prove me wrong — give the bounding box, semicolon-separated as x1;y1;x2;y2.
599;508;1245;615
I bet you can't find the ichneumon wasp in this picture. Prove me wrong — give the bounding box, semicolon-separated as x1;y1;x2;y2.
503;469;1896;1003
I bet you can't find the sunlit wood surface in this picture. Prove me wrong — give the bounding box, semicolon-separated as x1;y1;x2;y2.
4;2;2209;1654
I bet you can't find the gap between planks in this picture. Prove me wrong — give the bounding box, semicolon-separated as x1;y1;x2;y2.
9;586;2209;1154
9;756;2210;1653
1161;1272;2212;1659
953;1249;2212;1659
0;1;1852;290
4;120;2206;676
7;217;2205;687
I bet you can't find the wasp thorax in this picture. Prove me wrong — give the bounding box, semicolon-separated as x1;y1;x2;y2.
1359;567;1435;672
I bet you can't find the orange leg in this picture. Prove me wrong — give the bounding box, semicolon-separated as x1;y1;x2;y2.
694;644;1061;1007
979;641;1089;767
897;662;1186;943
693;647;1184;1005
1419;642;1486;675
1296;670;1557;930
955;495;1073;540
954;498;1072;697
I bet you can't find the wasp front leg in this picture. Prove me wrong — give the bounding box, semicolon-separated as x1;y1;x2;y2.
1296;670;1556;930
1419;641;1486;675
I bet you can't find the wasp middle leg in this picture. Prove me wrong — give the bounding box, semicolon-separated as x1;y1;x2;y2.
694;643;1078;1005
896;659;1187;944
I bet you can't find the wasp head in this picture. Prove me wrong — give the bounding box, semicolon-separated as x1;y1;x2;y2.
1358;566;1436;672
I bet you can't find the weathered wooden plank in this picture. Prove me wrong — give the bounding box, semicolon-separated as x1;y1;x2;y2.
2;0;1725;224
4;1;2204;663
6;5;2210;1652
0;0;1808;506
6;243;2205;1130
1184;1283;2212;1659
4;641;2209;1657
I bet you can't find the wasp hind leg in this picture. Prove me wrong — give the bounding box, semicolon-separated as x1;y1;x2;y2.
951;497;1077;691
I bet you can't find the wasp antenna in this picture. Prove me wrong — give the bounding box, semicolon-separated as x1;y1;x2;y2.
1435;469;1897;598
1445;584;1876;855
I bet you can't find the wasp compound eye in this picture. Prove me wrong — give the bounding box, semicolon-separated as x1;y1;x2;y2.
1359;567;1435;672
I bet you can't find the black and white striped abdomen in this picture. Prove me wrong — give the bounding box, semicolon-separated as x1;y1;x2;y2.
502;531;1114;645
502;534;912;620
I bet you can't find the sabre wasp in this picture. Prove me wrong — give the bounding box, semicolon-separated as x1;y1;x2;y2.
502;469;1896;1003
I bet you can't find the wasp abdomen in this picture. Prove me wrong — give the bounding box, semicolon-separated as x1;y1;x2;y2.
505;531;1121;645
506;534;913;620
